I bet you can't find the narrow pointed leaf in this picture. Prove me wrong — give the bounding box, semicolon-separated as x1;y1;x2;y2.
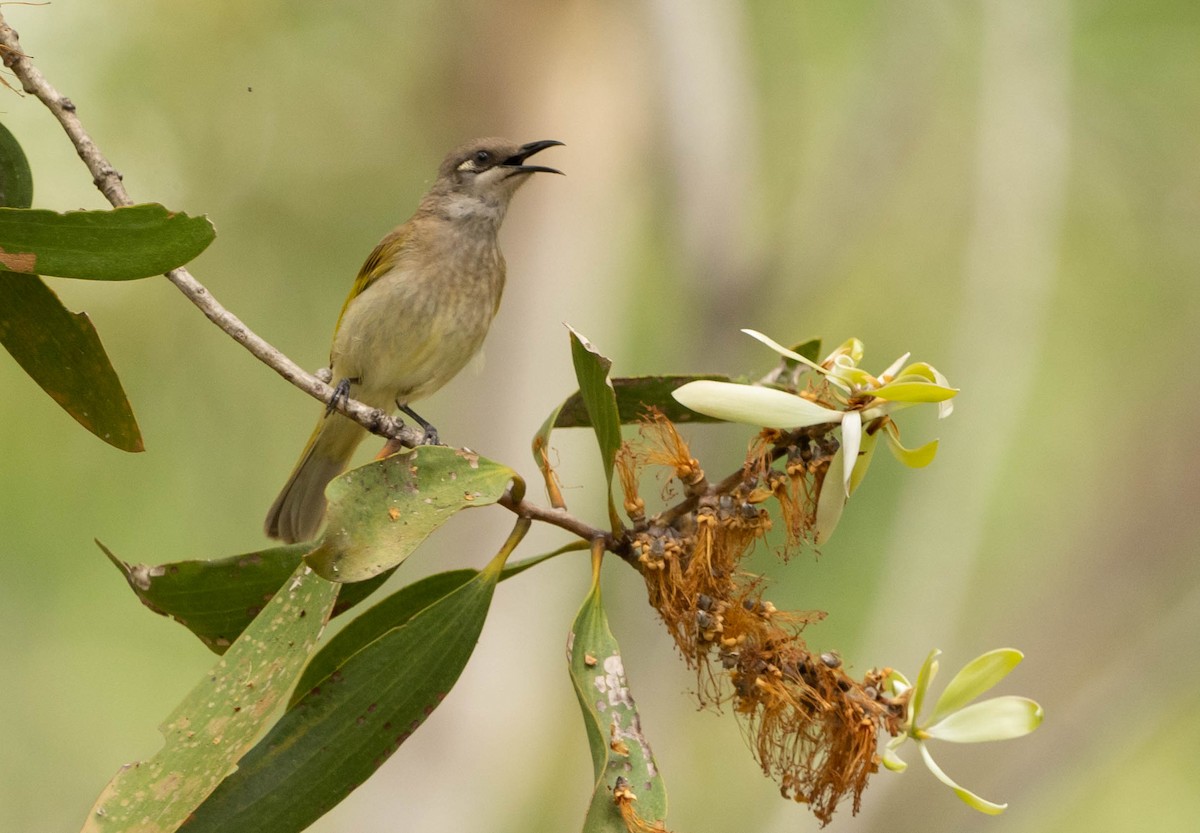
100;541;390;654
292;540;585;707
918;742;1007;814
83;563;338;833
0;203;214;280
673;380;843;429
924;696;1043;743
570;558;668;832
306;446;517;582
183;532;516;833
930;649;1024;723
567;326;624;534
0;272;143;451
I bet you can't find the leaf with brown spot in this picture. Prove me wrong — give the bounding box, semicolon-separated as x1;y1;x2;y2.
305;445;519;583
182;526;521;832
570;552;669;832
100;541;391;654
82;562;338;833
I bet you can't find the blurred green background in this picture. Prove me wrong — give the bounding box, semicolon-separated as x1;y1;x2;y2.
2;1;1198;831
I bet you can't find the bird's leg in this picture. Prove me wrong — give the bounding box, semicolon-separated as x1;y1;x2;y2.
326;377;358;416
398;402;441;446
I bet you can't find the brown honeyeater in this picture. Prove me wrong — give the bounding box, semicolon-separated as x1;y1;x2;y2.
264;138;563;543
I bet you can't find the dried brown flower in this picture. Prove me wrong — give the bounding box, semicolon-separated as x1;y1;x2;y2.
618;414;906;825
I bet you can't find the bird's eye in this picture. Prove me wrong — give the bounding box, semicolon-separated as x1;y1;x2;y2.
456;149;493;172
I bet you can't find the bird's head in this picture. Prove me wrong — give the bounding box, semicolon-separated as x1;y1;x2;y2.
424;138;563;223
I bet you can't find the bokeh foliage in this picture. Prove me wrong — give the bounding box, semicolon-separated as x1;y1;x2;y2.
2;2;1199;832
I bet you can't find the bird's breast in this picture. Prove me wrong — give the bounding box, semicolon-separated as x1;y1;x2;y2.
329;233;506;405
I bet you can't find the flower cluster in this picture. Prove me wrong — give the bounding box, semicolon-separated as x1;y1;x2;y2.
673;330;957;543
617;411;908;824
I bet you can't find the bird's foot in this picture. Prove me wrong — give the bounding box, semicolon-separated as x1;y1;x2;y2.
326;378;352;416
398;402;442;446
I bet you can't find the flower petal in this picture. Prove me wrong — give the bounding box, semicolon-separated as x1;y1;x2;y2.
882;422;939;468
848;431;878;495
672;381;844;429
741;328;827;373
841;411;862;496
919;742;1007;814
910;648;941;724
870;379;959;403
878;351;911;381
930;649;1024;723
813;443;847;545
881;743;908;772
925;696;1044;743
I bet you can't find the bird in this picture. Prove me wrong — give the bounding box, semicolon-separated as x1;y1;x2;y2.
264;137;563;544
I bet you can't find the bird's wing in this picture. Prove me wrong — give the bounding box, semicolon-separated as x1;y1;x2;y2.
330;226;410;340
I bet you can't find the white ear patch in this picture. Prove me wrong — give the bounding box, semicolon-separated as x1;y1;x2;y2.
456;158;477;172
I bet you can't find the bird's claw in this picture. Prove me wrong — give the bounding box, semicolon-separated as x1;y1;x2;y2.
326;378;352;416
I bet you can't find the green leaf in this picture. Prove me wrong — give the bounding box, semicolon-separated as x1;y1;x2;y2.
930;648;1024;723
182;525;521;833
0;128;143;452
672;379;844;429
290;569;474;708
570;555;668;832
0;120;34;209
0;203;215;280
292;539;585;704
83;562;338;833
305;445;518;582
918;742;1007;814
100;541;390;653
924;696;1044;743
0;272;144;451
568;326;624;534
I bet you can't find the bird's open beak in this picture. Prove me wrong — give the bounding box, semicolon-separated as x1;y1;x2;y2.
501;140;565;175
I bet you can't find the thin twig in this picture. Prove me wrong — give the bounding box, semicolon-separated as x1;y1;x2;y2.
498;490;617;553
0;13;423;447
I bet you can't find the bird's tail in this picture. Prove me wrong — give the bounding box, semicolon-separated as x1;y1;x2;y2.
264;411;366;543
